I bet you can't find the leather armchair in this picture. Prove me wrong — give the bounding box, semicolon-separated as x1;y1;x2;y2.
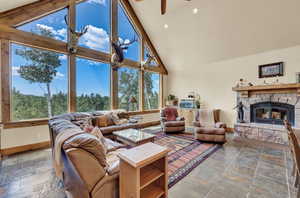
160;107;185;133
193;109;227;143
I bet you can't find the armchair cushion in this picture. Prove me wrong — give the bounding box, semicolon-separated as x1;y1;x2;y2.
215;122;226;129
197;109;215;127
164;107;178;121
164;121;185;127
193;121;202;127
176;116;185;121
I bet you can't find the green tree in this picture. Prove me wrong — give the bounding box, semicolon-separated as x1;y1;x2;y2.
15;27;61;117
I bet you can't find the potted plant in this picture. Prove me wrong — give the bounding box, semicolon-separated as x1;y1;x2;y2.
195;94;201;109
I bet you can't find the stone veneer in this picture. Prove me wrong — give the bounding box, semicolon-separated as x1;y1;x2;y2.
234;92;300;145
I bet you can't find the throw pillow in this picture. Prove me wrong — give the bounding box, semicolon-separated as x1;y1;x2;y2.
91;127;107;153
96;115;109;127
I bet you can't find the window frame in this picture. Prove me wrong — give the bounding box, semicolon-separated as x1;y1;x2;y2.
0;0;165;129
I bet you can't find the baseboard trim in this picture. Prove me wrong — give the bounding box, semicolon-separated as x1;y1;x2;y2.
1;141;50;156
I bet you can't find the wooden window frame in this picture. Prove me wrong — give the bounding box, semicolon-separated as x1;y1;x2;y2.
0;0;167;129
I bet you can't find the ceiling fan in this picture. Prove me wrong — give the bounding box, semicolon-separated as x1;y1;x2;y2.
135;0;191;15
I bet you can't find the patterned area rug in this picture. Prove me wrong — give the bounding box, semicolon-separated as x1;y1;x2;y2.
143;128;221;188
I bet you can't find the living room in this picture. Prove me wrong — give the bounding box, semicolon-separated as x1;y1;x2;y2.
0;0;300;198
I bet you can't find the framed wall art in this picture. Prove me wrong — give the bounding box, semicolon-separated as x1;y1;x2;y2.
258;62;284;78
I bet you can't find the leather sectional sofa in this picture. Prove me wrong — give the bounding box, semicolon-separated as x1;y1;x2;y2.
48;111;147;198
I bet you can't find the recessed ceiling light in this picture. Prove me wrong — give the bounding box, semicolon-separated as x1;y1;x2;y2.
164;24;169;29
193;8;198;14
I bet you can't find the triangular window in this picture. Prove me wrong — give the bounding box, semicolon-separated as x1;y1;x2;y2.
76;0;110;52
144;45;158;67
118;3;140;61
17;8;68;42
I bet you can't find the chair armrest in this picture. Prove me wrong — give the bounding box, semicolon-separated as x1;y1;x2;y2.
215;122;226;128
176;116;185;121
160;117;167;122
193;121;202;127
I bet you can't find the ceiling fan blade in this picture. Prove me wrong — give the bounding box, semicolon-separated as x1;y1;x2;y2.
161;0;167;15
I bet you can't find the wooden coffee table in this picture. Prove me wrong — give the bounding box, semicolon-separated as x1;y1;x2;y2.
113;129;156;147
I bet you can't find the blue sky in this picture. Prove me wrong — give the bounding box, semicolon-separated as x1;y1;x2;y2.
13;0;158;97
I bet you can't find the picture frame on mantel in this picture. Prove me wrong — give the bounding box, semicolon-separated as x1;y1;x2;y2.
258;62;284;78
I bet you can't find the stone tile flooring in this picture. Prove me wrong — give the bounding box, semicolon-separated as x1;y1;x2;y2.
0;131;296;198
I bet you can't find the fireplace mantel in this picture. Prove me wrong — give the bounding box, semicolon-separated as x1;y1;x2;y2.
232;83;300;98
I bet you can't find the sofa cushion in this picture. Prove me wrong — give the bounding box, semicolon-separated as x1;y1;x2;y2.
104;138;125;152
164;121;185;127
63;133;107;168
96;115;110;127
106;148;127;175
195;127;225;135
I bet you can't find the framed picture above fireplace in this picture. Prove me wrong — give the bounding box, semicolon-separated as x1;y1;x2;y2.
258;62;284;78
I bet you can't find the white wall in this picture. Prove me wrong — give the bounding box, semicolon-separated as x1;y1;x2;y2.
167;45;300;127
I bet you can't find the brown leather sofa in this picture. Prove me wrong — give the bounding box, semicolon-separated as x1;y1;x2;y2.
48;111;141;198
160;107;185;133
193;109;227;143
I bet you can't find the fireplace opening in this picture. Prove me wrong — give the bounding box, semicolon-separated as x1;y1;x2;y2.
250;102;295;126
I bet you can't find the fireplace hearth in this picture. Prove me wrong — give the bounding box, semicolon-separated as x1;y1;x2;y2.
250;102;295;126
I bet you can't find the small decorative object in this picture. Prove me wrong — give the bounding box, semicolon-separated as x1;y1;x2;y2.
111;36;138;65
296;72;300;83
259;62;284;78
188;91;195;98
166;94;178;106
233;101;247;123
64;15;89;54
248;82;254;86
236;78;248;87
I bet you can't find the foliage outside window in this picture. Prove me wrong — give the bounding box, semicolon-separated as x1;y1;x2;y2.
144;72;159;110
11;43;68;121
118;67;139;111
76;57;111;112
76;0;110;52
17;8;68;42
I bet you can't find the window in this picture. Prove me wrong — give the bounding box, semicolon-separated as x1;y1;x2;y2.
144;45;158;67
118;3;140;61
76;57;110;112
144;72;159;110
76;0;110;52
118;67;139;111
17;9;68;42
11;43;68;121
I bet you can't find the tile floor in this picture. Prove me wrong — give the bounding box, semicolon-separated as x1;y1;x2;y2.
0;130;296;198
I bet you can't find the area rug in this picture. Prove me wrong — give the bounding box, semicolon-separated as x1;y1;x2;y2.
143;128;221;188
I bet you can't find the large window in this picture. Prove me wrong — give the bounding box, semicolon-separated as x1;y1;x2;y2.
76;57;110;112
144;72;159;110
118;67;139;111
118;3;140;61
11;43;68;121
76;0;110;52
17;9;68;42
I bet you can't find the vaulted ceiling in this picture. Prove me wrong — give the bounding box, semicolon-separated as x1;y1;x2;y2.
130;0;300;71
2;0;300;72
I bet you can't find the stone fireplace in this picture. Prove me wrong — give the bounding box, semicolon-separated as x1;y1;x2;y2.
233;83;300;145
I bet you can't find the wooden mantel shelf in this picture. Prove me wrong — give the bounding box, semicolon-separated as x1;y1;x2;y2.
232;83;300;97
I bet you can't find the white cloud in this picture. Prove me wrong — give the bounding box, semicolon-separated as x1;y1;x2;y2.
12;66;20;76
88;0;106;5
36;24;67;41
59;54;67;61
80;25;109;51
55;72;65;79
